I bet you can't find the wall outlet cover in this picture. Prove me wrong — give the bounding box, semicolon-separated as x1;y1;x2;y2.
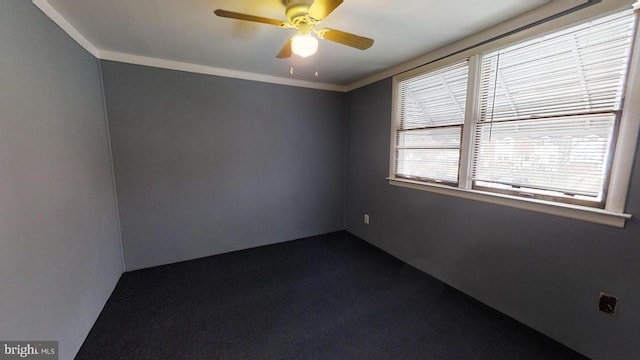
598;292;618;315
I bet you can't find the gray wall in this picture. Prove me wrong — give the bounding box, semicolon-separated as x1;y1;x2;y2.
101;61;346;270
345;78;640;360
0;2;123;360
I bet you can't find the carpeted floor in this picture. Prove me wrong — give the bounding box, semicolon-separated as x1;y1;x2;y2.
76;231;587;359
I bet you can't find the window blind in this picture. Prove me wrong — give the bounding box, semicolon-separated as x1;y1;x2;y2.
473;10;635;203
395;61;469;184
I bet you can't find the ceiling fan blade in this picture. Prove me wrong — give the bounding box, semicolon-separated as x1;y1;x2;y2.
276;38;293;58
214;9;288;27
308;0;343;20
318;28;374;50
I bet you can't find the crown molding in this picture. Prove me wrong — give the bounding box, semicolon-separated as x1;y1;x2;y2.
31;0;346;92
97;50;346;92
32;0;99;57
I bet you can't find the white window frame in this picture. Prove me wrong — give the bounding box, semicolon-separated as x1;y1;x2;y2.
389;6;640;228
394;60;470;186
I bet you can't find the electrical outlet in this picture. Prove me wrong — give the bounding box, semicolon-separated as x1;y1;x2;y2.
599;292;618;315
364;214;370;225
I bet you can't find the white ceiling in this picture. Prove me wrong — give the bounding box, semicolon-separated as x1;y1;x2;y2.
37;0;557;88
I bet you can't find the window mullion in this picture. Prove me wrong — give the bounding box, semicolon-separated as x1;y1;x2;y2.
389;77;401;180
606;9;640;213
459;54;481;189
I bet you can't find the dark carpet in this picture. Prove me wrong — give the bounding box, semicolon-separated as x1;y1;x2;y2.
76;231;587;359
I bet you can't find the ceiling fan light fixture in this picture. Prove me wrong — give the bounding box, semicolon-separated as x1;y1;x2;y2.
291;33;318;58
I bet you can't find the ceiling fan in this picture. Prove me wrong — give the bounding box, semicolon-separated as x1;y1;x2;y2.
214;0;374;59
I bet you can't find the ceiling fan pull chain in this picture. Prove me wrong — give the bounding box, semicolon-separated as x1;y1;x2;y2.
290;55;294;76
315;47;319;77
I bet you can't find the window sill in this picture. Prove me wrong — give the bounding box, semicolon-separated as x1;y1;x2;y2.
388;178;631;228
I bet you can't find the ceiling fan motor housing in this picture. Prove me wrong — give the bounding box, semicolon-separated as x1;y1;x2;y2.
284;0;314;23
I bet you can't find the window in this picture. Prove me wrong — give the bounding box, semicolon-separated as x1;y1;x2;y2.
395;61;469;185
390;9;638;227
